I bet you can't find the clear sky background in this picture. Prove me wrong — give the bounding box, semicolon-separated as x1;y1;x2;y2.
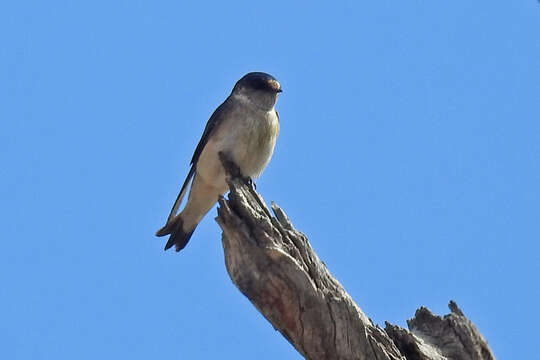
1;1;539;359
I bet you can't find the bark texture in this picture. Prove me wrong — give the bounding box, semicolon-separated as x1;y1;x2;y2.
215;158;495;360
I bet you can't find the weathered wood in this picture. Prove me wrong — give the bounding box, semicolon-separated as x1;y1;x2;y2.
385;302;495;360
215;156;494;360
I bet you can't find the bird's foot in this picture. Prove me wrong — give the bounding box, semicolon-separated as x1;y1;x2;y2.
244;176;257;190
218;151;256;190
218;151;242;178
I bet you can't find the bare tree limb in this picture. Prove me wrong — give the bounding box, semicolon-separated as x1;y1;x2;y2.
215;155;495;360
385;302;495;360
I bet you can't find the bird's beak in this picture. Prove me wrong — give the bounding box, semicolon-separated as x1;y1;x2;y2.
277;88;283;93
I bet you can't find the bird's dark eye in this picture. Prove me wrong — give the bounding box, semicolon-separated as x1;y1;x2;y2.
249;79;271;91
235;72;280;93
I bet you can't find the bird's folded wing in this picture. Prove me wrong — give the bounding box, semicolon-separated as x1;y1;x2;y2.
165;98;232;223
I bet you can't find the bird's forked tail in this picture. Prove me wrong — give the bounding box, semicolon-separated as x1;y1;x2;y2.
155;216;196;252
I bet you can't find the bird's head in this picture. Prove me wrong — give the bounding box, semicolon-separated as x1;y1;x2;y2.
232;72;282;110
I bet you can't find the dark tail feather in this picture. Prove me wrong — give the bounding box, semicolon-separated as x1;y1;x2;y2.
164;227;196;252
156;216;197;252
155;218;178;237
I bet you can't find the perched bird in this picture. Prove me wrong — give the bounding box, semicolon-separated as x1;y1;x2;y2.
156;72;282;252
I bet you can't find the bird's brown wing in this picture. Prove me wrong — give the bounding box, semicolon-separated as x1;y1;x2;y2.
163;98;232;223
190;99;230;166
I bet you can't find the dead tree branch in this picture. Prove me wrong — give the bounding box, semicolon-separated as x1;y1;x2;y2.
215;155;495;360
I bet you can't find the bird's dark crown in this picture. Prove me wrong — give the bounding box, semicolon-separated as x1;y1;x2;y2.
234;72;282;93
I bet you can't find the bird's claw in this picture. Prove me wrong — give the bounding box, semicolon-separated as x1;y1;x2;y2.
218;151;256;189
219;151;242;178
244;176;257;190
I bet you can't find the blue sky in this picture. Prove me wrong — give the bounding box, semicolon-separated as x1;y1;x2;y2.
1;1;539;359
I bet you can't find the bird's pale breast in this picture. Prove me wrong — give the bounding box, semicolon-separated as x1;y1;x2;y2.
242;109;279;177
195;107;279;190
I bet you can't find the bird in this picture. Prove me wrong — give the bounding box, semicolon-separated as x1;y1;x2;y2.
156;72;282;252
